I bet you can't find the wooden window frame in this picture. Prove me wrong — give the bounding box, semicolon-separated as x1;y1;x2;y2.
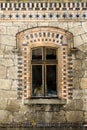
31;46;58;98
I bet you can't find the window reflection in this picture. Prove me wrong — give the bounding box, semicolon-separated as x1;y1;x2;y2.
46;48;56;60
32;48;42;60
46;65;57;96
32;65;42;96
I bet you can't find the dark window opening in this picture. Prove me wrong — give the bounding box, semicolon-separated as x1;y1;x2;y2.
31;47;57;97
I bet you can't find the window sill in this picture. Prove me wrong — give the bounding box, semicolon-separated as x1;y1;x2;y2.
24;98;66;105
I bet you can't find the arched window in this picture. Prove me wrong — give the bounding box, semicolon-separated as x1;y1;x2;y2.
31;47;57;97
16;27;73;101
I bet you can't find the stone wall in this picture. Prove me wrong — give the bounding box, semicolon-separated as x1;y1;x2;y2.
0;20;87;123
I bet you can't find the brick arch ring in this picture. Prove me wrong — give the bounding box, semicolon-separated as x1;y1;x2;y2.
16;27;73;100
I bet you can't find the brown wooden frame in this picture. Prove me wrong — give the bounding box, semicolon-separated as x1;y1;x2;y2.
31;46;58;97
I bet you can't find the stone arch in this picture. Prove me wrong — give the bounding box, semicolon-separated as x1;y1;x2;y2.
16;27;73;100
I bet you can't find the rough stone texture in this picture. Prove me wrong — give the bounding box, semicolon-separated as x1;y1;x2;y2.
0;18;87;123
7;26;19;36
74;36;84;47
13;112;27;122
73;90;84;99
84;112;87;122
7;66;17;79
73;60;82;70
6;99;20;112
63;99;83;111
0;110;12;123
82;22;87;32
82;59;87;69
52;110;66;123
83;99;87;111
0;58;14;67
68;22;81;29
49;22;68;30
63;100;76;110
66;111;84;123
0;35;16;46
0;65;6;78
4;46;14;58
11;80;18;90
84;71;87;77
69;26;85;36
0;99;8;110
0;90;17;99
79;43;87;52
73;78;80;89
0;26;6;34
75;50;86;60
81;78;87;89
75;99;84;111
0;79;12;90
0;44;5;57
81;33;87;43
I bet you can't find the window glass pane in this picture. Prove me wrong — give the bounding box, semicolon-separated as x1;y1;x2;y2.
32;48;42;60
32;65;42;96
46;48;56;60
46;65;57;96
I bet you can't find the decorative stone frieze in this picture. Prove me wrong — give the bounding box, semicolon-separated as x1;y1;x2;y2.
0;2;87;21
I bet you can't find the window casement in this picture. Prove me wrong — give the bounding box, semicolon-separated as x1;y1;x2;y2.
31;47;57;97
16;27;73;103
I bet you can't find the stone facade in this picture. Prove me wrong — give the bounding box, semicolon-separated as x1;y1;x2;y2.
0;0;87;125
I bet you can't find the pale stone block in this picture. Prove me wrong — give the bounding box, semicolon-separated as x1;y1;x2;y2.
81;33;87;43
4;46;15;58
73;78;80;89
82;59;87;69
0;51;3;58
0;110;12;123
0;44;5;57
0;22;13;26
12;80;18;90
81;78;87;89
13;55;18;66
82;99;87;111
0;58;14;67
14;22;29;32
79;43;87;52
56;22;68;30
82;22;87;32
52;110;66;123
68;22;81;29
37;22;49;27
7;26;19;36
0;90;17;99
0;26;6;34
0;65;6;78
73;60;82;70
0;99;8;110
7;66;18;79
66;111;84;122
73;89;84;99
13;112;26;122
84;112;87;122
12;21;28;27
84;71;87;78
0;79;12;90
6;99;20;112
74;35;84;47
27;22;38;28
69;26;85;36
0;35;16;46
